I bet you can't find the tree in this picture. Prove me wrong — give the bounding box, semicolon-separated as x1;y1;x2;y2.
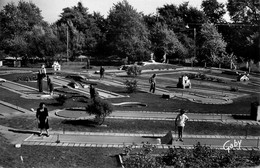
0;1;45;58
157;2;206;31
179;2;206;25
92;12;108;57
150;23;187;62
199;23;227;66
57;2;101;58
223;0;260;64
227;0;260;24
201;0;226;23
106;0;151;63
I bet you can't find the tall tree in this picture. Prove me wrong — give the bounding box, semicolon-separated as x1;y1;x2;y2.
92;12;108;57
157;2;206;31
57;2;101;59
199;23;227;65
227;0;260;24
224;0;260;64
157;4;185;31
0;1;45;58
106;0;151;62
150;23;187;62
201;0;226;23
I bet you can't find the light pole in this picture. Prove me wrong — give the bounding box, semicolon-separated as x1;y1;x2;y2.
193;28;196;67
66;25;69;62
186;25;196;67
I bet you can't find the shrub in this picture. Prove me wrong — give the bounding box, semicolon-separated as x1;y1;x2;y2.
187;73;196;79
122;142;260;168
126;65;142;77
124;79;138;93
230;86;239;92
86;97;113;125
122;142;164;168
55;94;68;105
199;73;206;80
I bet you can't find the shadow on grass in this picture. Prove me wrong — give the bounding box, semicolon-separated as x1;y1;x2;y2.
62;119;98;127
232;114;252;120
46;102;63;106
8;128;40;135
165;86;178;88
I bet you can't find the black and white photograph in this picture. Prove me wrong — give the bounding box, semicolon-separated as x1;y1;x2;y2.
0;0;259;167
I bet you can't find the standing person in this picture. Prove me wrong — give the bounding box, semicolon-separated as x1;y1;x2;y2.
89;84;98;99
36;102;49;137
149;74;156;93
47;75;54;95
175;109;189;142
37;70;43;92
40;64;47;78
100;66;105;79
37;64;47;92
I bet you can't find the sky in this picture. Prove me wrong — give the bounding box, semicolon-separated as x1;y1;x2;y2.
0;0;229;24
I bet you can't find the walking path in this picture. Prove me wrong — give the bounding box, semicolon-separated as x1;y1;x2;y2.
1;125;259;151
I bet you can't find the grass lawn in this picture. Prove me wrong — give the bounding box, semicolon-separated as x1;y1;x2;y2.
0;115;259;136
1;69;259;114
1;77;259;114
0;134;121;168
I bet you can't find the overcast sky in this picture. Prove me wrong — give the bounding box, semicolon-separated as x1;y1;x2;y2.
0;0;229;24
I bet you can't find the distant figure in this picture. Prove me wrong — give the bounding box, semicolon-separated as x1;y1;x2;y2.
175;109;189;142
37;70;43;92
89;84;98;99
40;64;47;77
37;64;47;92
149;74;156;93
47;75;54;95
36;102;49;137
100;66;105;79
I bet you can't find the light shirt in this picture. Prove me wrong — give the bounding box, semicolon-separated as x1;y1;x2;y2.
41;67;46;74
176;114;189;127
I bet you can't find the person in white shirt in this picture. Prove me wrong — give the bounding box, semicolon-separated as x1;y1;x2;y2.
40;64;47;76
175;109;189;142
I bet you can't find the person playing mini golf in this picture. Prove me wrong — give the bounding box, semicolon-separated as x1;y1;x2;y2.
149;74;156;93
175;109;189;142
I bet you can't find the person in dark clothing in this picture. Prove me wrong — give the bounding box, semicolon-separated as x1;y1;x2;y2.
149;74;156;93
37;64;47;92
36;102;49;137
47;75;54;95
37;70;43;92
100;66;105;79
89;84;98;99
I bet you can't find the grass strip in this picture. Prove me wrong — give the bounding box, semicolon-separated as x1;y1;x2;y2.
0;116;259;136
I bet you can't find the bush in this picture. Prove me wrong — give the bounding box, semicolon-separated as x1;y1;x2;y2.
124;79;138;93
122;142;164;168
126;65;142;77
122;142;260;168
86;97;113;125
55;94;68;105
230;86;239;92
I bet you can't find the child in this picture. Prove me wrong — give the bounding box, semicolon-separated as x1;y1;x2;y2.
175;109;189;142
